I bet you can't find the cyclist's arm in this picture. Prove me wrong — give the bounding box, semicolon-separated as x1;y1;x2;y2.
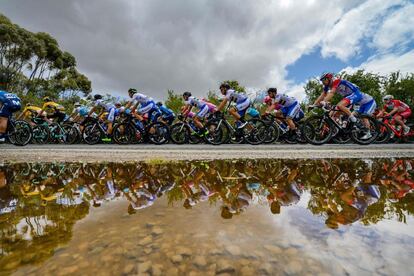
323;88;336;103
88;106;96;117
217;98;228;112
130;102;139;113
387;107;399;116
182;104;192;115
313;92;327;105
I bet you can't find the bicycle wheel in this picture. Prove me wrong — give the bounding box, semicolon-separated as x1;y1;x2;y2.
113;123;135;144
170;123;189;144
301;116;333;145
404;123;414;143
147;122;169;145
7;120;32;146
62;123;79;144
350;115;379;145
263;123;280;144
374;121;391;144
32;124;50;144
82;123;103;145
205;120;225;145
245;119;267;145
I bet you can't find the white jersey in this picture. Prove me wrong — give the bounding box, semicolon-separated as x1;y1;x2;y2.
274;94;297;107
94;99;114;111
132;93;152;104
224;89;248;104
185;96;206;109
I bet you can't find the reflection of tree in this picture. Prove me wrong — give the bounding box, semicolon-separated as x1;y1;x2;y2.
0;158;414;271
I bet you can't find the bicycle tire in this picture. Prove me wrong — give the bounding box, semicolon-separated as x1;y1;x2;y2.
301;116;333;145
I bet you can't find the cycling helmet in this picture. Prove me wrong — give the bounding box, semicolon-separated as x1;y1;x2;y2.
156;102;163;107
43;96;51;102
94;94;103;100
128;88;137;95
26;103;32;107
183;91;192;98
320;72;334;81
383;95;394;101
74;102;81;107
219;83;230;90
267;88;277;94
264;96;272;105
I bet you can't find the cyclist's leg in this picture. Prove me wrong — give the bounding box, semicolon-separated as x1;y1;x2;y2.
232;99;250;127
107;108;116;135
285;102;300;130
358;100;376;128
195;105;208;129
0;103;11;138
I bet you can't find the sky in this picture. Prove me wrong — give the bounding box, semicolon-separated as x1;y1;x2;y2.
1;0;414;102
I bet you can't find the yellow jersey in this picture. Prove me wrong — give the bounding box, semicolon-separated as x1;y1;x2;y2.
22;106;42;119
42;101;65;112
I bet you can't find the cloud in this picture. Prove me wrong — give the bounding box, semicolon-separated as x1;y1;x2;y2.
342;49;414;75
371;1;414;52
1;0;412;103
321;0;404;61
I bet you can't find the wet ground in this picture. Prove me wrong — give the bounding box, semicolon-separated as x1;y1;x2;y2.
1;158;414;275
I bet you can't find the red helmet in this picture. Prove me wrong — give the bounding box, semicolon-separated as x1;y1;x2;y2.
320;72;334;81
264;96;272;105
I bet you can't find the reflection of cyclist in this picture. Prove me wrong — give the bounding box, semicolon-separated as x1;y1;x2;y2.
325;180;381;229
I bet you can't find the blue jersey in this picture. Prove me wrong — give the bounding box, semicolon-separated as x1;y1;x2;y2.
159;105;174;117
0;90;20;106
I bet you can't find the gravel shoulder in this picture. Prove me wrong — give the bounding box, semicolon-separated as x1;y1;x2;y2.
1;144;414;163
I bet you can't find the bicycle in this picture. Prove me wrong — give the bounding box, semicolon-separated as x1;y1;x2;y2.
205;105;267;145
112;113;170;145
376;116;414;143
5;117;32;146
302;105;379;145
169;114;210;144
82;117;112;145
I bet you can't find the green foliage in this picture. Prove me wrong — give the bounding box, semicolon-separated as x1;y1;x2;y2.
164;90;184;113
220;80;246;93
0;13;91;110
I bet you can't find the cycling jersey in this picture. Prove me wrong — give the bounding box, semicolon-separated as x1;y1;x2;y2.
158;105;175;117
384;100;410;111
0;91;21;118
327;79;373;106
42;101;65;112
22;106;42;119
224;89;248;104
274;94;297;107
94;99;115;112
73;106;91;117
132;93;152;104
185;96;207;109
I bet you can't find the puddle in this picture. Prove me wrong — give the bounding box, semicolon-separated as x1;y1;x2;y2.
1;159;414;275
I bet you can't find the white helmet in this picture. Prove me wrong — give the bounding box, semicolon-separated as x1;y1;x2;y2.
383;95;394;101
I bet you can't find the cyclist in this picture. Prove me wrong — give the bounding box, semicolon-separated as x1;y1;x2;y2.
217;83;250;128
182;91;210;136
0;72;22;143
39;97;67;123
18;103;43;122
315;73;377;139
88;94;119;140
156;102;176;125
379;95;411;135
127;88;161;123
265;88;303;133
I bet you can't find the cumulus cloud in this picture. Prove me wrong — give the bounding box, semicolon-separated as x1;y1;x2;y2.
320;0;404;61
1;0;412;102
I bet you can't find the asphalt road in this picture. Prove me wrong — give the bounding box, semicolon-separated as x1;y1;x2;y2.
1;143;414;163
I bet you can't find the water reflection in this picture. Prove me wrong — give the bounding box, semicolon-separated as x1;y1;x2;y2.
0;159;414;272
